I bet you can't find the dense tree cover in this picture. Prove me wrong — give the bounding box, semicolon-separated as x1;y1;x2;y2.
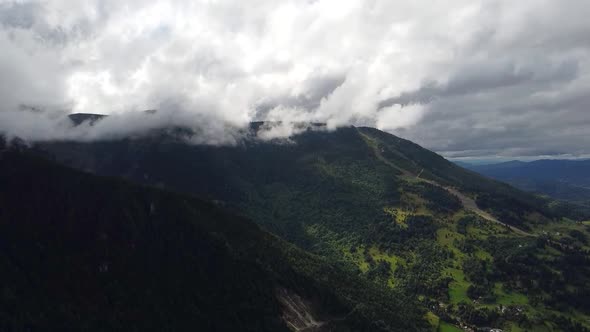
549;199;590;220
475;193;536;229
462;257;495;302
37;125;557;244
456;215;476;235
404;182;462;214
569;229;588;244
0;150;429;331
480;236;590;313
394;242;453;299
38;127;405;247
28;121;590;330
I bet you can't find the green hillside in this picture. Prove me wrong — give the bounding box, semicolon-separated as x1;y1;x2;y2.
0;147;427;331
32;122;590;331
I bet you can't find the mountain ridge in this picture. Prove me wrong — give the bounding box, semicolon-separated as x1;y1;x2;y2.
6;117;590;331
0;144;427;331
464;159;590;217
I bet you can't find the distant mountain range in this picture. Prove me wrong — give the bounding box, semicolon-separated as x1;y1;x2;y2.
463;159;590;204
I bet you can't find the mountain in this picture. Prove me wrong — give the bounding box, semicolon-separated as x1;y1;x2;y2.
464;159;590;218
464;159;590;199
0;144;427;331
14;116;590;331
68;113;108;125
467;159;590;182
41;116;555;237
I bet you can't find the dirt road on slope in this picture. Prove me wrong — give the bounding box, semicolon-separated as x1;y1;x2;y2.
360;131;533;237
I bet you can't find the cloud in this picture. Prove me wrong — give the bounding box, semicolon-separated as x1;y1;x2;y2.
379;59;580;108
377;104;425;131
0;0;588;157
0;108;246;145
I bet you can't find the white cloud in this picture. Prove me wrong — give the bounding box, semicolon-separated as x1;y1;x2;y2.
0;0;588;156
377;104;425;132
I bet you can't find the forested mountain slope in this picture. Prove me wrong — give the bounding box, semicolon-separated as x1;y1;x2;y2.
27;116;590;331
39;120;556;239
0;145;427;332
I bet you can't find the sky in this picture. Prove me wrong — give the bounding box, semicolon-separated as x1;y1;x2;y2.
0;0;589;159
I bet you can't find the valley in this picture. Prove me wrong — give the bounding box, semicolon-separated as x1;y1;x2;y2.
464;160;590;222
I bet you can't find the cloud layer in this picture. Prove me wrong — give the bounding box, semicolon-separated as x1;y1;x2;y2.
0;0;589;157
